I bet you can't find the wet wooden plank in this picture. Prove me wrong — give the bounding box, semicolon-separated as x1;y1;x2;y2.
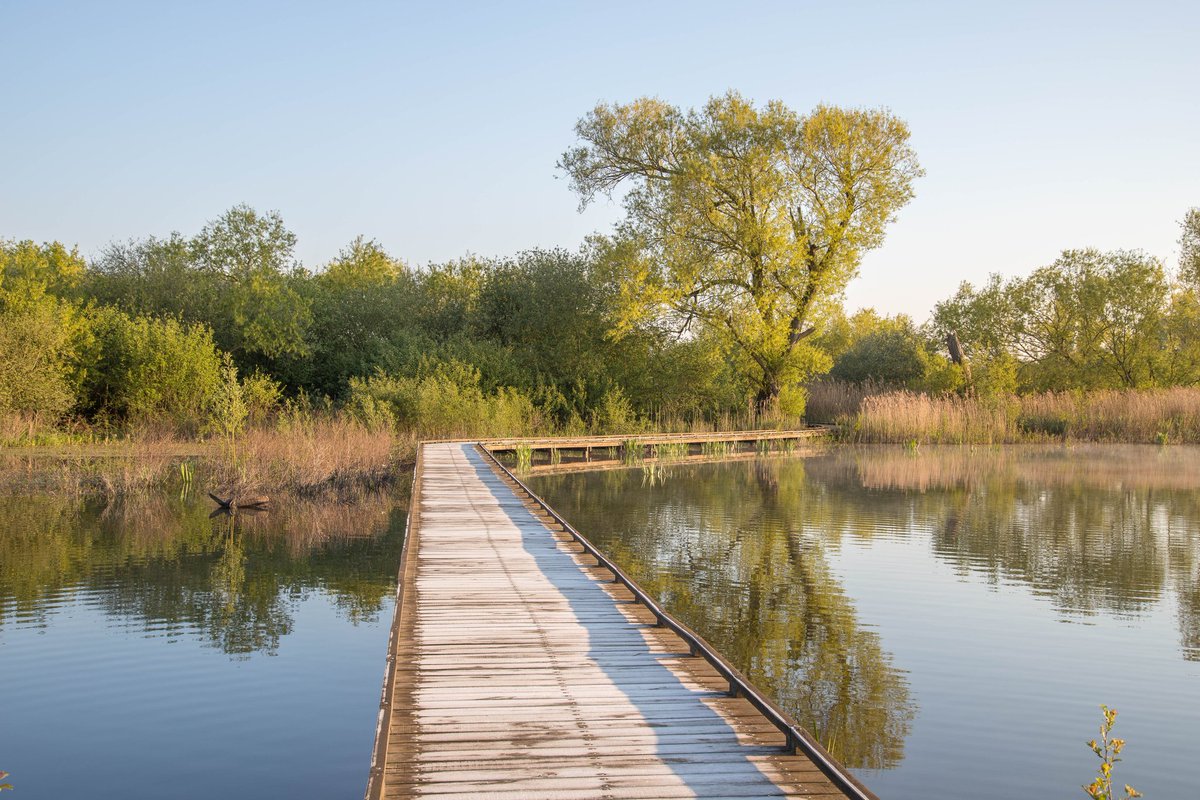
374;441;863;799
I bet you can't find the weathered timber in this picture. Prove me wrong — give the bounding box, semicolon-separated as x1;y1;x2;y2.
207;492;270;509
367;441;874;800
481;427;831;454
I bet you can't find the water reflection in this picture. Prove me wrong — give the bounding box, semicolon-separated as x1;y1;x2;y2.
809;445;1200;660
0;489;406;799
530;444;1200;777
534;460;915;770
0;492;406;656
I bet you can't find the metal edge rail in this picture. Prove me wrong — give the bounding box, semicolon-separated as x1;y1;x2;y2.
477;443;880;800
364;444;425;800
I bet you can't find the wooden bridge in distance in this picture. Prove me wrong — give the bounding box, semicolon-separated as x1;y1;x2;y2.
367;437;874;800
481;426;832;455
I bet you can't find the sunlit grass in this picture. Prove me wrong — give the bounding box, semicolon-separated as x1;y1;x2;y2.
843;387;1200;444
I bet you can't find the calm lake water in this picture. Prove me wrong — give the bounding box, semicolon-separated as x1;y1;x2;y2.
529;445;1200;800
0;490;405;799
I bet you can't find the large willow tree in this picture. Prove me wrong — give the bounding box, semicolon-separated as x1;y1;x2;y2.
561;92;923;410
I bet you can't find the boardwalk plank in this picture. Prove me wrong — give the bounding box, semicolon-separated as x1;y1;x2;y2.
376;441;862;800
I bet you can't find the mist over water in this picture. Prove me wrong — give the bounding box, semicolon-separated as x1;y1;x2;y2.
531;445;1200;800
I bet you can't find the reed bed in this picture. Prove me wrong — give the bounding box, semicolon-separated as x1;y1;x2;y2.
805;379;891;424
844;387;1200;444
208;419;408;497
0;420;411;499
832;443;1200;494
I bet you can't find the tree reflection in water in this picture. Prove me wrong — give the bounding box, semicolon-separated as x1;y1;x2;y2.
822;445;1200;661
532;444;1200;767
0;490;406;657
536;459;915;770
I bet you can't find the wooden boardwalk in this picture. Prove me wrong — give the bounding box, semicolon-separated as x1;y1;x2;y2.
482;427;830;454
368;441;874;800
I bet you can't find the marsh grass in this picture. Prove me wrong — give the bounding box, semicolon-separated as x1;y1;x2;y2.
805;379;891;424
620;438;645;465
0;419;410;499
755;438;797;455
844;387;1200;445
700;440;731;457
652;441;689;461
513;444;533;473
208;418;405;497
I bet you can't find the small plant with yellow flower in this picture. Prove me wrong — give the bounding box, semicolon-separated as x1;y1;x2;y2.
1083;705;1141;800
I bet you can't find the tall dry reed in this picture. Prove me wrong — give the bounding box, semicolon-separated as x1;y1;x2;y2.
844;387;1200;444
208;418;408;497
805;379;892;424
850;392;1014;444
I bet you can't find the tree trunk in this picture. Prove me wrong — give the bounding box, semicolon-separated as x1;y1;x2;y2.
946;331;974;392
754;378;781;418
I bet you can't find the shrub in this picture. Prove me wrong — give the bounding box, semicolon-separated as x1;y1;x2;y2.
241;370;283;425
830;328;928;385
208;353;248;438
591;386;640;433
0;303;78;419
345;359;540;438
82;307;222;427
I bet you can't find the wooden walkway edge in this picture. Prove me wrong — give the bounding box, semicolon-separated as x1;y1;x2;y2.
367;441;877;800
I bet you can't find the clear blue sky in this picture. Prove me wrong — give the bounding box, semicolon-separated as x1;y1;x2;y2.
3;0;1197;319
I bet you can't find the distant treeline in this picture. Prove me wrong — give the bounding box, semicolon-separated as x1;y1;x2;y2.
3;204;1199;442
0;205;754;440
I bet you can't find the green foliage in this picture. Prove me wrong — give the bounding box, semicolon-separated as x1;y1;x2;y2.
240;370;283;425
932;250;1175;392
971;352;1019;398
825;311;961;396
591;386;640;433
209;353;248;438
9;201;844;435
831;327;927;386
13;196;1200;441
1;238;85;298
88;234;203;321
303;236;417;396
193;206;311;363
778;383;808;418
0;240;91;419
82;307;222;426
513;444;533;472
346;360;537;438
1083;706;1142;800
89;206;312;372
1180;208;1200;288
0;297;80;418
562;92;922;408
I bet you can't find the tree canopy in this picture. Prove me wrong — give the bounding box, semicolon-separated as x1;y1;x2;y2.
561;92;923;408
931;249;1188;391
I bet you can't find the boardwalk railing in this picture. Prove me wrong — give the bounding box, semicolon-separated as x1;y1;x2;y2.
481;426;832;453
365;445;423;800
477;444;879;800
